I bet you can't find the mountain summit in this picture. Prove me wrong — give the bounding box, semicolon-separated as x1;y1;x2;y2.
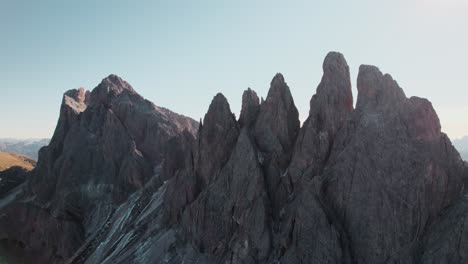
0;52;467;264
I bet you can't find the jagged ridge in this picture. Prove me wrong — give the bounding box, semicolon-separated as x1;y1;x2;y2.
0;52;467;264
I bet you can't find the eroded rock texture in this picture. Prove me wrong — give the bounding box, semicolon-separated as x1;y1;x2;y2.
421;198;468;264
0;75;197;263
254;73;300;218
0;52;465;264
288;51;353;186
321;65;464;263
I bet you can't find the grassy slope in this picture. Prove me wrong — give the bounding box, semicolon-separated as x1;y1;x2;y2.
0;152;36;171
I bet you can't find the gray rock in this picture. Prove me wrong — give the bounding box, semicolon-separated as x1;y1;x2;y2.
0;75;198;263
288;51;353;186
420;198;468;264
0;53;465;264
253;73;300;218
184;129;270;262
193;93;240;188
239;88;260;128
321;65;464;263
278;177;351;264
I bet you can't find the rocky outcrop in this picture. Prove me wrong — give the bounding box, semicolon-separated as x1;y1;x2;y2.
278;177;352;264
239;88;260;128
184;130;270;262
193;93;240;188
0;52;465;264
253;73;300;217
421;198;468;264
288;52;353;186
0;166;29;198
254;73;299;156
321;65;464;263
0;74;198;263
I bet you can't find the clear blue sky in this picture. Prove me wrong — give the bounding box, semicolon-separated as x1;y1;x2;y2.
1;0;467;139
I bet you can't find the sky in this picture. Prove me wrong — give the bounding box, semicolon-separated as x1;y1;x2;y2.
1;0;467;140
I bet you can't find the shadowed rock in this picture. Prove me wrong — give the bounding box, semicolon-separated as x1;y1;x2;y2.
321;65;464;263
254;73;299;155
239;88;260;128
193;93;240;188
253;73;300;218
421;198;468;264
0;54;465;264
184;129;270;262
288;51;353;186
1;74;198;263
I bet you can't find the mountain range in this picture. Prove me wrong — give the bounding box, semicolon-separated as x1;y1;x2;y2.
0;138;50;160
453;136;468;160
0;52;467;264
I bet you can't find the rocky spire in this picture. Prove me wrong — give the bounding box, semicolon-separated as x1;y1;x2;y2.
254;73;299;155
253;73;300;218
288;51;353;184
88;74;136;107
2;53;467;264
321;64;464;263
185;129;270;260
356;65;406;111
194;93;240;188
21;75;198;263
239;88;260;128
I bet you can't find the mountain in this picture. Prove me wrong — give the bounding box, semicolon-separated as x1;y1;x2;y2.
453;136;468;160
0;52;467;264
0;138;50;160
0;152;36;171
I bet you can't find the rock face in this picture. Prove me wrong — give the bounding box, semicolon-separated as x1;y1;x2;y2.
239;88;260;128
184;130;270;262
288;51;353;185
253;73;300;217
0;52;466;264
0;75;197;263
193;93;240;188
0;166;29;198
321;65;464;263
420;198;468;264
278;177;351;264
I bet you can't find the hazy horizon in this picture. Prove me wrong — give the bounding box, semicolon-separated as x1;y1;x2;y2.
2;0;467;140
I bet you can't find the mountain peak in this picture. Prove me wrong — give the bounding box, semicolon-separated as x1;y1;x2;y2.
356;64;406;111
1;53;467;264
322;51;348;75
101;74;134;91
88;74;136;106
270;72;285;86
195;92;239;187
239;88;260;128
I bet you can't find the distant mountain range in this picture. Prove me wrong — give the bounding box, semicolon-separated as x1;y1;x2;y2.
453;136;468;160
0;138;50;160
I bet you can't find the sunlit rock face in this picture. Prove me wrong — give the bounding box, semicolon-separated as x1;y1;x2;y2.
0;52;466;264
